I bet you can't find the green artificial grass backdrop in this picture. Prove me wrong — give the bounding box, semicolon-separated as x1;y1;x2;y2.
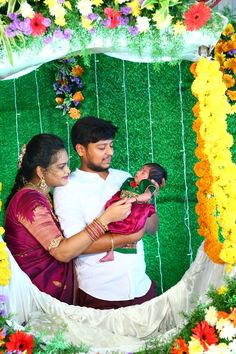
0;54;235;294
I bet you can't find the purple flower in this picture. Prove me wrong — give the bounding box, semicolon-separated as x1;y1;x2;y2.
43;36;53;44
43;17;51;27
121;6;132;15
5;24;18;37
89;28;96;35
8;13;18;21
87;13;99;21
58;0;65;3
119;16;129;26
13;18;21;30
53;28;64;39
64;28;72;40
1;308;6;317
139;0;144;5
228;49;236;55
0;295;6;302
128;26;139;35
19;19;31;35
73;100;79;106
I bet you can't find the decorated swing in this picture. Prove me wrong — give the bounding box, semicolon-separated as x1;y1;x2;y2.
1;0;236;352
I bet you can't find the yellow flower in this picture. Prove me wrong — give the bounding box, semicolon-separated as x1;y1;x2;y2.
64;1;72;9
0;227;4;236
222;23;235;36
92;0;103;6
55;16;66;26
205;306;218;326
153;11;172;30
188;337;204;354
173;21;185;35
217;285;227;295
44;0;57;7
81;16;93;30
127;0;141;17
0;181;2;192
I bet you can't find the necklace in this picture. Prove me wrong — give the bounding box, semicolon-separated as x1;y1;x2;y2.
23;183;59;222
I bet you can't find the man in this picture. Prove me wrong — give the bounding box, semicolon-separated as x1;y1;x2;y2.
54;116;158;309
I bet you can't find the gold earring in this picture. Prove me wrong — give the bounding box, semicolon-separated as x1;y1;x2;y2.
38;177;48;192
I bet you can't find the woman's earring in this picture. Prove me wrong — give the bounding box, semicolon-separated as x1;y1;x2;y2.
39;177;48;192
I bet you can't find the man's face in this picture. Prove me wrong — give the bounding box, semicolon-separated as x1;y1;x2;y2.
79;139;114;172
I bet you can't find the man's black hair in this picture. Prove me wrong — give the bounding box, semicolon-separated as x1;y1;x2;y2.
71;116;118;150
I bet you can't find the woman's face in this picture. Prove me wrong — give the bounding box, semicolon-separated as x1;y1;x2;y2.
43;149;70;188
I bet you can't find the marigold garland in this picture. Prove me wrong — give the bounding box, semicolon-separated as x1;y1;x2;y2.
0;181;11;286
53;57;84;119
191;57;236;271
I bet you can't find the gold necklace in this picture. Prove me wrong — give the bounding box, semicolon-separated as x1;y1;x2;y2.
24;183;59;222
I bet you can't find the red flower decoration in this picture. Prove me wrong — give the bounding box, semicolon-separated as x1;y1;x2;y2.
5;331;34;354
192;320;218;351
104;7;121;29
30;12;47;36
130;181;139;188
184;3;211;31
171;336;189;354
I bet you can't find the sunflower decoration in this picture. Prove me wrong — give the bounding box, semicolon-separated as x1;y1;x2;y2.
213;22;236;103
53;57;84;119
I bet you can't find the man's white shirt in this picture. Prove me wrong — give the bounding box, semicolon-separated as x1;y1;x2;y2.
54;168;151;301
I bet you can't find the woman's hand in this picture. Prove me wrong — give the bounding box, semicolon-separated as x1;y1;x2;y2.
100;198;132;225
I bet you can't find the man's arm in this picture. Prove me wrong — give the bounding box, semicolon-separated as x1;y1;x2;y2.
83;229;145;254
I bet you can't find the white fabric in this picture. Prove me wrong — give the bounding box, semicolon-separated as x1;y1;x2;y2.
1;238;233;353
54;168;151;300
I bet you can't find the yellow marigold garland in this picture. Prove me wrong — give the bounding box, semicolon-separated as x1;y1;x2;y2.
191;57;236;271
0;182;11;286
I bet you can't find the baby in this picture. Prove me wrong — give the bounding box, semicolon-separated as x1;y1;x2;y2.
100;162;167;262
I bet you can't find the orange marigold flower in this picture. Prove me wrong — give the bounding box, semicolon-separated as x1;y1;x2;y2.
229;308;236;326
56;97;64;104
171;336;189;354
222;40;236;53
72;91;84;102
217;311;229;320
223;74;235;88
222;23;235;37
224;58;236;74
69;107;81;119
190;62;197;78
227;90;236;101
184;3;211;31
192;102;200;118
71;65;83;77
204;239;224;264
214;40;224;55
214;52;226;67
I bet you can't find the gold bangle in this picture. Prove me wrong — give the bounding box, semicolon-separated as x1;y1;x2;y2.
110;235;114;251
96;217;109;231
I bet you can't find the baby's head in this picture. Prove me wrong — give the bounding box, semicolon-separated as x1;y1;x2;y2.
134;163;167;187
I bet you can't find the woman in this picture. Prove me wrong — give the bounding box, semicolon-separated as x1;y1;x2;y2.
4;133;142;305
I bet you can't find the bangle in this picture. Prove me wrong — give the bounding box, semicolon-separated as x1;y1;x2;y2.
96;217;109;231
110;235;114;251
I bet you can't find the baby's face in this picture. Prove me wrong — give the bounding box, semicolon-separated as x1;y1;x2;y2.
134;165;150;184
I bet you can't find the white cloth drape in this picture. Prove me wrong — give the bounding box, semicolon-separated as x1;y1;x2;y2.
1;239;232;353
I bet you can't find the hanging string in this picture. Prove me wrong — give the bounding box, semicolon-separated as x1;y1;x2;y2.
13;78;20;157
147;63;154;162
34;69;43;133
122;60;130;173
94;54;100;118
147;63;164;294
178;61;193;265
66;121;71;167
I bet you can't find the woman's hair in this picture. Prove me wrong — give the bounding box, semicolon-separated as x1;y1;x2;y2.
144;163;167;185
5;133;65;209
71;116;118;150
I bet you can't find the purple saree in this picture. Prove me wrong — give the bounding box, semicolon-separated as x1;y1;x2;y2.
4;189;77;305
